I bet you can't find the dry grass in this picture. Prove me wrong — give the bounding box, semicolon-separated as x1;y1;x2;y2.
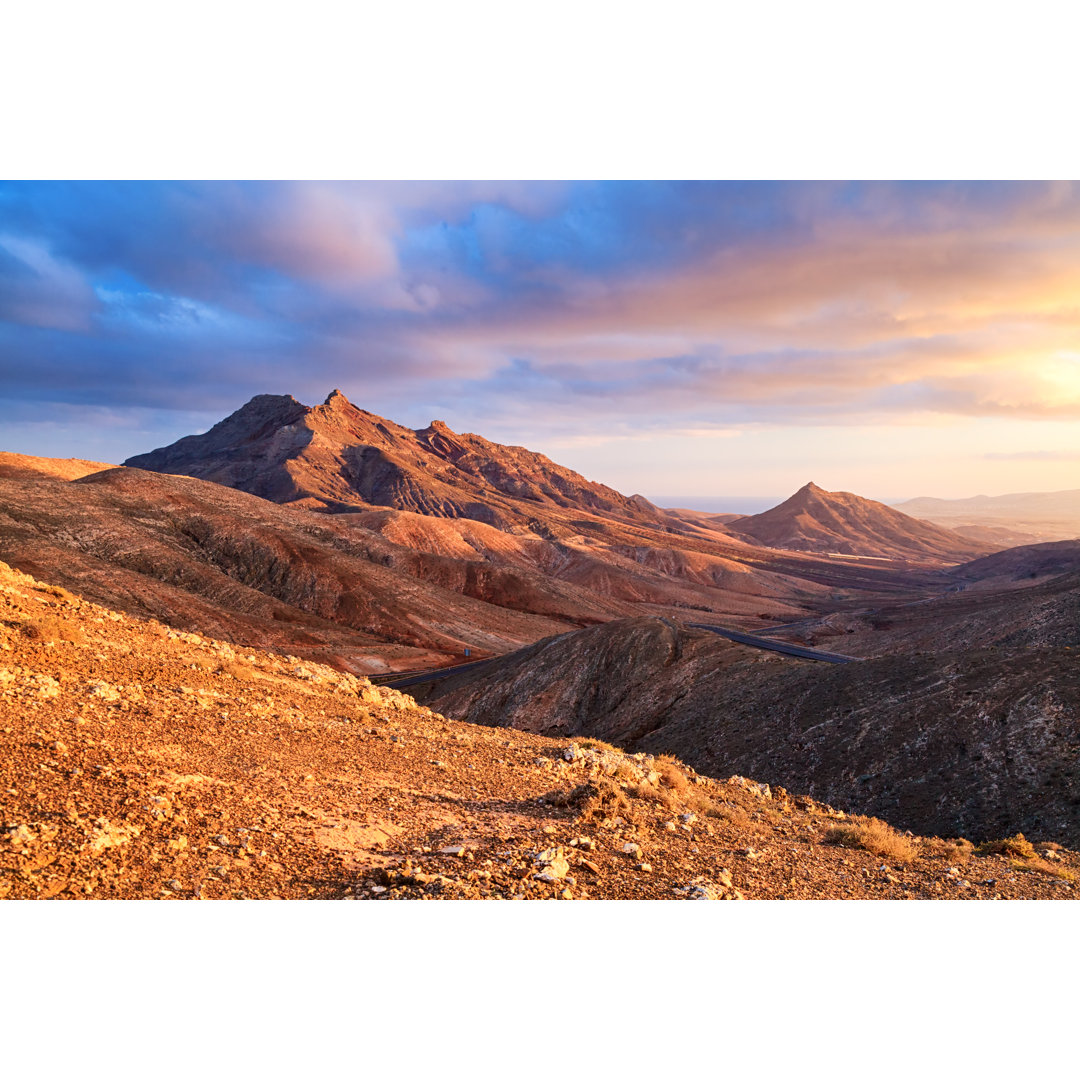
920;836;975;864
708;803;756;831
825;816;919;864
1009;857;1076;881
35;583;77;603
976;833;1037;860
654;754;691;795
20;613;85;646
575;737;620;753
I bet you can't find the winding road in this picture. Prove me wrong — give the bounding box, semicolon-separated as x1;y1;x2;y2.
686;624;860;663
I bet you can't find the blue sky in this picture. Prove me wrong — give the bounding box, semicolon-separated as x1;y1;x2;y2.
4;180;1080;501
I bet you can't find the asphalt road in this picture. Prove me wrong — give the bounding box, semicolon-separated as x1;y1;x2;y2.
381;657;500;689
687;623;860;663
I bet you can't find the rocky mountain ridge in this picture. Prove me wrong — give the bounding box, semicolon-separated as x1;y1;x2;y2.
125;389;665;530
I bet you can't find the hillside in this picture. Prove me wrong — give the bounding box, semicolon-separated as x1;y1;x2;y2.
726;482;994;562
0;464;575;673
0;451;114;482
415;613;1080;848
1;558;1073;900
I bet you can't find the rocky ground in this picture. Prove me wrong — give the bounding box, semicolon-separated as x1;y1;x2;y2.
1;559;1075;900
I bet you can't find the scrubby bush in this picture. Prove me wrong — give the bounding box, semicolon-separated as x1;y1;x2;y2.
549;779;635;823
976;833;1037;860
825;817;918;863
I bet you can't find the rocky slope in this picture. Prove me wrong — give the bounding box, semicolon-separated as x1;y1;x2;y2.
2;559;1073;900
416;613;1080;849
727;482;994;562
779;547;1080;659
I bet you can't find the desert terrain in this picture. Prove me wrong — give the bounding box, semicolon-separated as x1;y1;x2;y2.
3;392;1079;900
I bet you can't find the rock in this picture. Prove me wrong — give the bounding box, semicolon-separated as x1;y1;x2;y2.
534;847;570;881
686;884;720;899
559;888;573;900
569;837;594;850
4;824;35;848
740;847;759;859
563;745;583;762
662;821;677;832
637;863;652;873
86;680;121;703
621;842;643;859
679;813;697;825
729;776;771;799
439;845;468;857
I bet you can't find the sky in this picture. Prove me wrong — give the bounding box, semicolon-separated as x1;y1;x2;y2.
3;180;1080;504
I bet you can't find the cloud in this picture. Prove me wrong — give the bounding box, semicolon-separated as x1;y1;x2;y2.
6;180;1080;440
0;233;98;330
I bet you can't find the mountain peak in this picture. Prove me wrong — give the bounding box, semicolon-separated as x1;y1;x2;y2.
323;389;351;408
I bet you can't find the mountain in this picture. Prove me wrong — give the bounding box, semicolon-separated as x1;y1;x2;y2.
725;482;995;563
125;389;665;530
3;556;1073;900
897;489;1080;543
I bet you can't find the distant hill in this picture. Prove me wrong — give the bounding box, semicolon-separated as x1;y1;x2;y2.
0;451;114;481
897;489;1080;543
724;482;993;563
